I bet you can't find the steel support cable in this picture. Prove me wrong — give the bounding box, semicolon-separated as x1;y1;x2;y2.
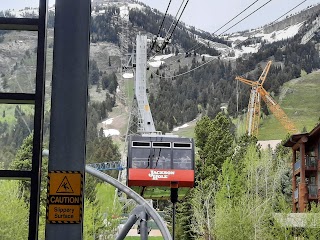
273;0;307;23
149;0;188;59
150;0;305;79
158;0;172;36
151;57;216;79
214;0;260;35
150;1;272;79
166;0;186;36
184;0;260;54
150;0;173;52
150;0;185;55
161;0;272;62
234;0;308;48
166;0;190;41
219;0;273;35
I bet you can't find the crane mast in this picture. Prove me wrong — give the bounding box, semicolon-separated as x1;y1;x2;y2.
259;88;298;134
235;61;298;137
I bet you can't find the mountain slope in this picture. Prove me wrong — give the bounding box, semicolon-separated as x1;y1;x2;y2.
1;0;320;142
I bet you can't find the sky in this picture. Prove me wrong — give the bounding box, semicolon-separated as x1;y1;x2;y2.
140;0;320;33
1;0;320;33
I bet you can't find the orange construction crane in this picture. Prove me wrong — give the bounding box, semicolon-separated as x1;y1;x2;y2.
235;60;298;137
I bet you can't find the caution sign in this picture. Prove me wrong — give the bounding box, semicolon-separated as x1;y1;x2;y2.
46;171;83;224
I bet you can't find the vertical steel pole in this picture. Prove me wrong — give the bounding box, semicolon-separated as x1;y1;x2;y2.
45;0;90;238
172;203;176;240
140;211;148;240
29;0;48;239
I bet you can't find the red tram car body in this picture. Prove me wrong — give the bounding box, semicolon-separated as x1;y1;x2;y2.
127;135;195;199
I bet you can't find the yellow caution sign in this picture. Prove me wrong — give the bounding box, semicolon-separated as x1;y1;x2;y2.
46;171;83;224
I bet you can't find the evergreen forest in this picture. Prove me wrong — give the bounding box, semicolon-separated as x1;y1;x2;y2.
1;1;320;239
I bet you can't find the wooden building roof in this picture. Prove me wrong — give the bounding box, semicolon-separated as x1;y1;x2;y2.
283;123;320;148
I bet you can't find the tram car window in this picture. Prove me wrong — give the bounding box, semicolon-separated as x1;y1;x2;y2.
128;136;195;171
152;142;171;169
131;141;151;169
173;142;192;170
127;135;195;199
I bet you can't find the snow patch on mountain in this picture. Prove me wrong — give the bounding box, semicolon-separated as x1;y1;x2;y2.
148;54;173;68
123;72;133;78
103;129;120;137
221;22;304;58
173;124;189;132
127;3;145;11
3;7;38;18
256;22;304;43
102;118;113;125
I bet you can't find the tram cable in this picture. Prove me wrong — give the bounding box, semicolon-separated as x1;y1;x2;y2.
157;0;172;37
187;0;272;55
165;0;190;42
219;0;273;35
150;0;173;52
166;0;187;39
272;0;307;24
150;0;308;79
184;0;261;55
150;0;190;57
233;0;308;48
213;0;260;35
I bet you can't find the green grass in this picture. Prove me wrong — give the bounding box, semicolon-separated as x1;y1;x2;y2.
172;119;197;138
131;186;190;200
258;71;320;140
0;105;35;124
170;71;320;141
124;237;163;240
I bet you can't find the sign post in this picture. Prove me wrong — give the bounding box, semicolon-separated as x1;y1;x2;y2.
45;0;90;238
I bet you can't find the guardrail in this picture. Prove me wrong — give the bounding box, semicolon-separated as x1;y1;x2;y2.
308;184;318;198
294;161;301;171
294;188;298;200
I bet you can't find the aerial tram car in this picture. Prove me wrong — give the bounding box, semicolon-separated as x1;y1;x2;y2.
125;33;195;200
127;135;195;199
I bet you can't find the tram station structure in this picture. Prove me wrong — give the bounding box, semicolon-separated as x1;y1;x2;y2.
284;123;320;212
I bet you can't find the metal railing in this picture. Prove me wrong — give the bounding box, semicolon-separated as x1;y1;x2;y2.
294;188;299;200
294;161;301;171
294;156;317;172
306;156;317;169
308;184;318;198
87;161;124;171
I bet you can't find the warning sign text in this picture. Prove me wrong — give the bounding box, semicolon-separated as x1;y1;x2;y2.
47;171;83;223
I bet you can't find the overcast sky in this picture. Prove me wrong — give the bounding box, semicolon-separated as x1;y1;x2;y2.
140;0;320;33
2;0;320;33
